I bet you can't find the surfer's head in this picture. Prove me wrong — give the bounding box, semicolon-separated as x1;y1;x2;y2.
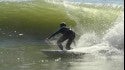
60;22;66;27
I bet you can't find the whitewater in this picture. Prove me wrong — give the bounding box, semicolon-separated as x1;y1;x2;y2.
45;1;124;70
45;0;124;55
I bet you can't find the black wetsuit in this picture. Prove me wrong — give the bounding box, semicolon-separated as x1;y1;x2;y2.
48;27;75;50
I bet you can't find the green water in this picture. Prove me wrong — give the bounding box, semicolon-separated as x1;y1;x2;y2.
0;0;75;40
0;0;122;40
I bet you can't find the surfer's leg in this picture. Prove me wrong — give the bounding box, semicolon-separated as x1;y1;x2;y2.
66;39;73;50
57;36;67;50
66;35;75;50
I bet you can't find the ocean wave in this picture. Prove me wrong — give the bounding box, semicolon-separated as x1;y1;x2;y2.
0;0;32;2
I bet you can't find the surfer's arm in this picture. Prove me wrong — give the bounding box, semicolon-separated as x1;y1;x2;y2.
48;29;61;39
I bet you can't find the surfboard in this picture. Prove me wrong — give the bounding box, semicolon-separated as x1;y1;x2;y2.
41;50;85;58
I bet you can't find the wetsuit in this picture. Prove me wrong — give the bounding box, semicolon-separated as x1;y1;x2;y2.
48;27;75;50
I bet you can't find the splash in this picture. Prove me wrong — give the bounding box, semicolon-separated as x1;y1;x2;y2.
103;12;124;50
73;12;124;55
45;0;124;56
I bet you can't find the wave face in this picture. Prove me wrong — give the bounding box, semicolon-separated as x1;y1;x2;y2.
0;0;124;54
0;0;31;2
0;0;75;40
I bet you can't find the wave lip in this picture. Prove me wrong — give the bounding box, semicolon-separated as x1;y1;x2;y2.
0;0;32;2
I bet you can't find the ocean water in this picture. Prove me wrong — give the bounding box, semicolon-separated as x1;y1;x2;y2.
0;0;124;70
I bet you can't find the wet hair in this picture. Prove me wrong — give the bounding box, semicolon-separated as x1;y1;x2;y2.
60;22;66;27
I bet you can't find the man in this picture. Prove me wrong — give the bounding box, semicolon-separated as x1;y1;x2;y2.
47;22;75;50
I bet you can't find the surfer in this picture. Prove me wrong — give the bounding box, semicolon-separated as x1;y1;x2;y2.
47;22;75;50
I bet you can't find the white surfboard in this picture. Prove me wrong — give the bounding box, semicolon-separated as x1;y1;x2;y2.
41;50;85;58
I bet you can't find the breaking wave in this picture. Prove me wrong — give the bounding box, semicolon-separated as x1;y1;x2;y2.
45;0;124;56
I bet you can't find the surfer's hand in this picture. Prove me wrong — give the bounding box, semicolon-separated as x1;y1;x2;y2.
46;38;49;40
46;37;51;40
